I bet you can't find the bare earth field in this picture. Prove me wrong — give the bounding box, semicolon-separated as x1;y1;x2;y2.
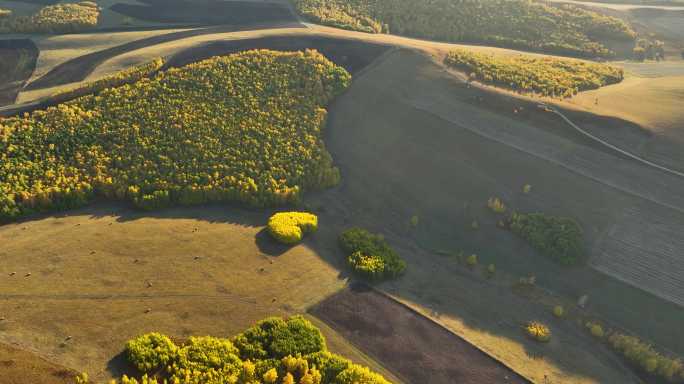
311;286;529;384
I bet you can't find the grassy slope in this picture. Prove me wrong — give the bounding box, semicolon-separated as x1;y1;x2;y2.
0;343;78;384
311;47;684;383
0;205;347;382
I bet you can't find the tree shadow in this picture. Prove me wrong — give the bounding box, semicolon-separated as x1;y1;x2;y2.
254;228;290;257
106;350;140;380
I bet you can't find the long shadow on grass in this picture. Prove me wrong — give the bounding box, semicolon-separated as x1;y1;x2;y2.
24;21;304;91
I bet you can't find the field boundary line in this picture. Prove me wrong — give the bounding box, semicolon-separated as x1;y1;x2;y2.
410;103;684;216
311;284;534;384
540;103;684;179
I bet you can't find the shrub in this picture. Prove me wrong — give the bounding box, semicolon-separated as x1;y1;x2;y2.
171;336;243;382
523;184;533;194
121;318;391;384
553;305;565;318
0;9;12;19
466;254;478;267
0;50;350;222
486;263;496;277
292;0;635;57
339;227;406;280
509;212;584;265
409;215;419;228
608;333;684;382
336;364;391;384
0;3;100;34
445;49;624;98
125;333;178;372
526;321;551;342
586;322;604;338
267;212;318;244
487;197;506;213
233;316;326;361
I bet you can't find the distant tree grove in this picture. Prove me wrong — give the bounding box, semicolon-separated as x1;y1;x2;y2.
292;0;636;57
0;49;351;222
113;316;392;384
0;2;99;34
445;49;624;98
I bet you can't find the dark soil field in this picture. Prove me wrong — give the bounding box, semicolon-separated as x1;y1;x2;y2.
164;35;394;75
311;286;529;384
110;0;294;25
0;39;38;106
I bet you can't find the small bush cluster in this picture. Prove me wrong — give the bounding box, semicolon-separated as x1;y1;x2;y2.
586;322;605;338
117;316;391;384
339;228;406;280
633;38;666;61
608;333;684;382
487;197;506;213
267;212;318;244
0;9;12;19
292;0;635;57
509;212;584;265
0;50;350;222
553;305;565;318
445;49;624;98
526;321;551;342
0;3;100;34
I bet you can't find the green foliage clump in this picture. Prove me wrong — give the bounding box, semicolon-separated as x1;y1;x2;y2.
445;49;624;98
125;332;178;372
0;3;100;34
608;333;684;382
553;305;565;318
509;212;584;265
339;227;406;280
233;316;326;361
292;0;635;57
0;49;351;222
267;212;318;244
586;322;605;338
118;317;392;384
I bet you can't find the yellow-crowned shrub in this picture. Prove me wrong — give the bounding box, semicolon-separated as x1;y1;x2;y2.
587;322;605;338
339;227;406;280
121;317;391;384
267;212;318;244
553;305;565;318
526;321;551;342
487;197;506;213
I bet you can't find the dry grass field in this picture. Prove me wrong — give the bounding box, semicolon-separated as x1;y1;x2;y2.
0;204;403;383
